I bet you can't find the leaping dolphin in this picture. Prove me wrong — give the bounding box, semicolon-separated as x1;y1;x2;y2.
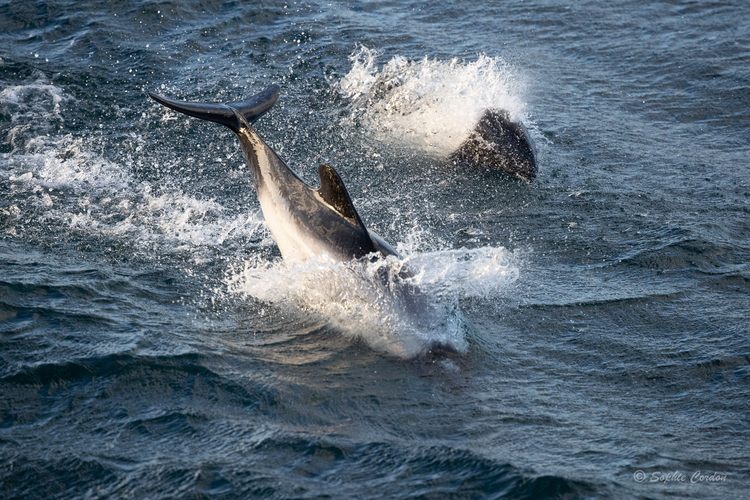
148;85;399;264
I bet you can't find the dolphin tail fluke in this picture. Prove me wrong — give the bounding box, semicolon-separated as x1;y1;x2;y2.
148;84;281;132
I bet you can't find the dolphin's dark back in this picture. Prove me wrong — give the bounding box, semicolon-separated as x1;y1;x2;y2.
450;109;537;180
148;85;280;132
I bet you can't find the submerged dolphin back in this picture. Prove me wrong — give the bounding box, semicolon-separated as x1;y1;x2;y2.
451;109;537;180
148;85;280;131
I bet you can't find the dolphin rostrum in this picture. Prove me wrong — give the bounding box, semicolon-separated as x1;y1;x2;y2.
148;85;400;264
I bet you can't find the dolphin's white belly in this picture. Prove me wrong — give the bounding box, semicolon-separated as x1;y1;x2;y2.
250;134;335;263
257;185;322;263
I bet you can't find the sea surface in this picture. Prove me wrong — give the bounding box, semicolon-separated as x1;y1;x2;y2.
1;0;749;498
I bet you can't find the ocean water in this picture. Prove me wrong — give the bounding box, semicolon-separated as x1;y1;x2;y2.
1;0;749;498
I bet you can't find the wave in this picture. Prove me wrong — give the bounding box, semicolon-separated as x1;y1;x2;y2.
0;438;599;500
0;352;212;386
617;237;747;274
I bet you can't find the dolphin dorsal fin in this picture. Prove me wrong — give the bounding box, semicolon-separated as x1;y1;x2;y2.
317;164;367;228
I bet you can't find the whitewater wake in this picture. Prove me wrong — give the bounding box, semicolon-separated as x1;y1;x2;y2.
225;230;519;359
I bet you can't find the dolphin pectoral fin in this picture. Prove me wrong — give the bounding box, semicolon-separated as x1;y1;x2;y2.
368;229;402;259
148;84;280;132
317;163;367;227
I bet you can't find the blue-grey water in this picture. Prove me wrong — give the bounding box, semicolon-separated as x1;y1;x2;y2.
1;1;749;498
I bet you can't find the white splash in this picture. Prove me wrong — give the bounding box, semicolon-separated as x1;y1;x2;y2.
1;79;74;153
225;229;519;358
1;80;270;256
0;79;70;111
338;46;531;155
3;141;271;254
